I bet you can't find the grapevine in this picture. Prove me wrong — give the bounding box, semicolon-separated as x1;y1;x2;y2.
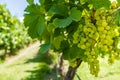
73;1;120;76
24;0;120;79
0;4;31;59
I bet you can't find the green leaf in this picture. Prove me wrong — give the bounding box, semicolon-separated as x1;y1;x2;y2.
91;0;111;10
63;49;70;60
43;0;53;11
117;0;120;4
53;28;61;37
37;16;45;36
49;4;68;16
63;45;86;61
52;36;64;50
47;23;56;32
41;28;51;43
70;7;82;21
24;14;45;38
39;43;51;54
61;40;70;50
39;0;45;5
55;0;65;3
26;0;34;5
24;3;46;38
53;17;72;28
24;4;41;14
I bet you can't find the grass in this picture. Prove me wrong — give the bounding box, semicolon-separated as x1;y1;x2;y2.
0;45;57;80
0;48;39;80
0;43;120;80
0;63;37;80
74;57;120;80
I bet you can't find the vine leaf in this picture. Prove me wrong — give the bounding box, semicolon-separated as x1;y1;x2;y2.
39;0;45;5
49;4;68;16
26;0;34;5
24;4;41;14
52;36;64;50
69;7;82;21
39;43;51;54
47;23;56;33
63;45;86;61
117;0;120;4
53;17;72;28
57;0;65;3
24;14;45;38
24;4;45;38
92;0;111;10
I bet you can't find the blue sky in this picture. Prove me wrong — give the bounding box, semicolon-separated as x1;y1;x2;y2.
0;0;39;18
0;0;28;18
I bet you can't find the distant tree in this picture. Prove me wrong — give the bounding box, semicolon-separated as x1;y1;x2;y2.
0;4;31;59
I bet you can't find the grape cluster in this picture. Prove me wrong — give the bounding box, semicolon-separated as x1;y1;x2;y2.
84;49;99;76
73;1;120;76
95;8;115;52
73;11;100;76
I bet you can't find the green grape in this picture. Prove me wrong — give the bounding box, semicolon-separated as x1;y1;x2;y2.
80;37;87;43
105;26;110;30
102;21;108;27
84;51;90;55
114;29;119;36
108;54;115;64
97;26;104;32
100;34;106;39
103;45;109;52
80;44;86;49
92;32;99;40
110;1;118;9
72;2;120;77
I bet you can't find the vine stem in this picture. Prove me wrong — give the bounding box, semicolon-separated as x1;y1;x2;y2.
75;72;81;80
64;59;82;80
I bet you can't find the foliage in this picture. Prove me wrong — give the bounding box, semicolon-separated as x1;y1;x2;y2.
0;46;60;80
25;51;58;80
24;0;120;78
0;4;31;58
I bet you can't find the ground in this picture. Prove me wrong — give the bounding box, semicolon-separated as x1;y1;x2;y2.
0;42;120;80
0;42;40;80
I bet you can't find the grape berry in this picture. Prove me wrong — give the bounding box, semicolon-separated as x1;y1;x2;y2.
73;2;120;77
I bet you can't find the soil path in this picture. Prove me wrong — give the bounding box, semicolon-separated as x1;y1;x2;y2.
3;41;40;66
